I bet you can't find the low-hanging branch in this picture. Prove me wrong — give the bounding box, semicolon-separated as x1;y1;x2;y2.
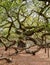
26;46;41;55
17;3;33;31
0;39;7;50
39;0;50;3
24;26;44;36
0;39;17;51
0;5;14;39
5;40;16;51
41;32;50;38
26;36;37;45
15;30;23;35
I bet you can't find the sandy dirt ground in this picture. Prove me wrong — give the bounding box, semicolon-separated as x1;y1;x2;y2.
0;46;50;65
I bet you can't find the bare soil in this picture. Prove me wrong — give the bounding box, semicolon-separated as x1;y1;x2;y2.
0;47;50;65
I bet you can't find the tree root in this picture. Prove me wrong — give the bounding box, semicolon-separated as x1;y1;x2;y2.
0;57;12;63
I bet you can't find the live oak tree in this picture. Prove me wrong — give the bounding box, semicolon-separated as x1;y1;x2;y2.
0;0;50;61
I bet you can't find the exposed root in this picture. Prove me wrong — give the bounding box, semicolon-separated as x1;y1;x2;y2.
0;57;12;63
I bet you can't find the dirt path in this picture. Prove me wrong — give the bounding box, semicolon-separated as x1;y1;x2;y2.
0;47;50;65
